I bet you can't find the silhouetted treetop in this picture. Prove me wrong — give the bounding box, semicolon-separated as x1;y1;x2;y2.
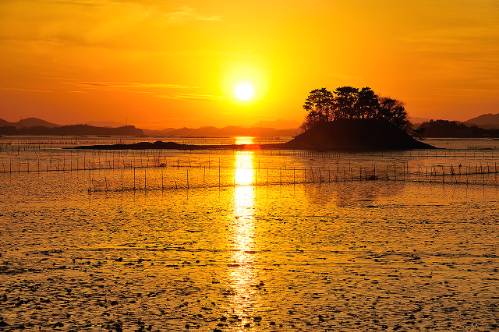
302;86;409;131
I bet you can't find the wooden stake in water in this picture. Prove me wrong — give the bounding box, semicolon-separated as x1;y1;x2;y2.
161;168;164;192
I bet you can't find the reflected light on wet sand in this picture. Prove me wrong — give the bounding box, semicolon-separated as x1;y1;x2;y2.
231;144;256;317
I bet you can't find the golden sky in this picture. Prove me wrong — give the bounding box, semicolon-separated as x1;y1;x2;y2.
1;0;498;128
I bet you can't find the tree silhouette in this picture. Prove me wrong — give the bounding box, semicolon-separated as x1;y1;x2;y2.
378;97;409;131
302;88;335;130
301;86;409;131
334;86;358;119
356;87;379;119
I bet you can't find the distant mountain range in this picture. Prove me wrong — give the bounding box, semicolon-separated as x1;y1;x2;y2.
0;118;144;136
0;117;298;137
0;113;497;137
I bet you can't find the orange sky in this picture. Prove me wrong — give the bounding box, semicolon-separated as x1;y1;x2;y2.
1;0;498;128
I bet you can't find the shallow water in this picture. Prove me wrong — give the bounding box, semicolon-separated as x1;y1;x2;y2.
0;137;497;330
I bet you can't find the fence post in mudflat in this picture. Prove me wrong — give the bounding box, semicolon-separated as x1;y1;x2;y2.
187;168;190;189
9;159;12;173
144;168;147;191
279;168;282;185
218;158;221;188
161;168;164;192
293;168;296;185
133;167;136;191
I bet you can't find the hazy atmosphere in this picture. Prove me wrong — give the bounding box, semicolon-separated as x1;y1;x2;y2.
1;0;498;128
0;1;497;331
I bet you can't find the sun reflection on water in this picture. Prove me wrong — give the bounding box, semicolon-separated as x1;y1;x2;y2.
235;136;254;145
231;147;256;318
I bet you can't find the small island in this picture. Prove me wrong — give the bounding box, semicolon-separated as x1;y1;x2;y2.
73;86;434;151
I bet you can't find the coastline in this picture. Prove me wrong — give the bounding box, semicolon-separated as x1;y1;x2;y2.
69;140;435;151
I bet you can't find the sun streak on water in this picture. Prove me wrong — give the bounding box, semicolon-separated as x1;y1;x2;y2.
231;149;256;317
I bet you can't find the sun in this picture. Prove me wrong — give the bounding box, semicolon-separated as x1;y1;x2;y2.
234;82;255;102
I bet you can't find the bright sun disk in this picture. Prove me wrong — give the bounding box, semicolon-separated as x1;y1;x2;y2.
234;82;255;101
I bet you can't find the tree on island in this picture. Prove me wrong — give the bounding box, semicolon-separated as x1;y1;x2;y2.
301;86;409;131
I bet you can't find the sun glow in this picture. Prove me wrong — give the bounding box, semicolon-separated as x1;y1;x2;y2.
234;82;255;101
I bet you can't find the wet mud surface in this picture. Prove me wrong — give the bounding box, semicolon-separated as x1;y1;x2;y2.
0;180;497;331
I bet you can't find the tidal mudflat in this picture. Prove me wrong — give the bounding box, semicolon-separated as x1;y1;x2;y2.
0;138;497;330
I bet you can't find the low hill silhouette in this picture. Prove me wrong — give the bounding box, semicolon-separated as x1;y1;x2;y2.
0;119;11;127
465;113;499;130
416;120;499;138
284;119;432;150
0;117;59;128
16;117;59;128
0;124;144;136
